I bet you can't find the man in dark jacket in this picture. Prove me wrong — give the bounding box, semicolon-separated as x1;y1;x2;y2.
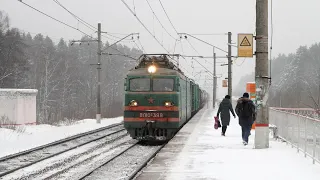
235;92;256;145
217;95;236;136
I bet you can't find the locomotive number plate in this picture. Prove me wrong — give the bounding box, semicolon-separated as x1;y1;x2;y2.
139;112;164;118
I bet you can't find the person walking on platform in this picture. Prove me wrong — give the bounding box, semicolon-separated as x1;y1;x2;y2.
235;92;256;145
217;95;236;136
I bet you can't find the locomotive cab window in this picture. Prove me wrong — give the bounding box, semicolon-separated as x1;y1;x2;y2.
129;78;150;91
153;78;174;92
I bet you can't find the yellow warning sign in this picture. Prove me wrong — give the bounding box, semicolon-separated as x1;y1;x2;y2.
240;36;251;46
238;34;253;57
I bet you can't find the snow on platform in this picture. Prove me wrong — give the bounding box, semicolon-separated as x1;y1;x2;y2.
0;117;123;158
136;109;320;180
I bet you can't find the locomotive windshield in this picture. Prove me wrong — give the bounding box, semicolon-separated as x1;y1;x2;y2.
153;78;174;92
129;78;150;91
129;78;174;92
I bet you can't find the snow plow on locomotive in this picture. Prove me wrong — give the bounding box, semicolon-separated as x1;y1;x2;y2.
123;54;208;141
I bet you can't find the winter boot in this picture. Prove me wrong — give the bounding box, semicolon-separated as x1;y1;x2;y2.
243;141;248;146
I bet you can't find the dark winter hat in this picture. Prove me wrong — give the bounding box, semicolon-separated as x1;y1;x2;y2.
243;92;249;98
225;95;231;99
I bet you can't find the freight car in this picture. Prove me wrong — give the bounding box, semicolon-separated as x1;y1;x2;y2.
123;54;208;141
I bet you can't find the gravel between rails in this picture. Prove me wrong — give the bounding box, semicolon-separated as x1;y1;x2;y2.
80;144;164;180
0;123;124;178
43;138;138;180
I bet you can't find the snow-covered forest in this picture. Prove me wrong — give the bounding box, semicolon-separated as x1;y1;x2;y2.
0;11;142;124
235;43;320;110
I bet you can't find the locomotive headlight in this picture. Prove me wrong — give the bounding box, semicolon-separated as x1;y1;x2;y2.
148;65;156;74
129;100;138;106
164;101;173;107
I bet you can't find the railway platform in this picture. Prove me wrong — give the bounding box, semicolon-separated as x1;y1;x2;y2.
135;108;320;180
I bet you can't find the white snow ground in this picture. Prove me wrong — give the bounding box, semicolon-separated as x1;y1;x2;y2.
0;117;123;158
137;108;320;180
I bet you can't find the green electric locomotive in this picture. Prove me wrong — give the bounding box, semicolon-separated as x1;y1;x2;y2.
123;54;207;141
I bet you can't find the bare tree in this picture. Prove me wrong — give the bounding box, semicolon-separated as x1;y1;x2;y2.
0;11;142;124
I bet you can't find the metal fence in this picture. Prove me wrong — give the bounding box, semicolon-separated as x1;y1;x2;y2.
269;107;320;164
272;107;320;119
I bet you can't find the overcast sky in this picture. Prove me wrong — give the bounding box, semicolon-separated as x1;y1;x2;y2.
1;0;320;98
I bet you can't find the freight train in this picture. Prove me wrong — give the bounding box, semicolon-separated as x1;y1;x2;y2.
123;54;208;141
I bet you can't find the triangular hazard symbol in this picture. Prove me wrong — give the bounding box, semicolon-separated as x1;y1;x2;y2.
240;36;251;46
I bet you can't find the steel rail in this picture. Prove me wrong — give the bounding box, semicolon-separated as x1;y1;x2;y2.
0;123;124;177
127;144;166;180
78;142;139;180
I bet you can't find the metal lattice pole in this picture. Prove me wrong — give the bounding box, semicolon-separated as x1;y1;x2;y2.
96;23;102;124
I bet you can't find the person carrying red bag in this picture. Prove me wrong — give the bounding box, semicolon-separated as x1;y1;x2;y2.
216;95;236;136
214;116;221;129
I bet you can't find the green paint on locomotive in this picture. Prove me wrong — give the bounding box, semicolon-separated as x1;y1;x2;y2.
123;54;205;141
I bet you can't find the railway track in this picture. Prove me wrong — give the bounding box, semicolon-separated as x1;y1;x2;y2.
0;123;125;179
12;135;136;180
78;142;165;180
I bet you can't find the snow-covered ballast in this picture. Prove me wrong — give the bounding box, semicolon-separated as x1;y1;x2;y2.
0;89;38;126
